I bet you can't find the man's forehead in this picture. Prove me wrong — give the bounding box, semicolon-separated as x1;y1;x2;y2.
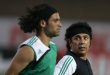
73;33;89;37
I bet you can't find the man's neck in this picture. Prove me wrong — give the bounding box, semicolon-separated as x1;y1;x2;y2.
80;54;87;60
38;33;52;47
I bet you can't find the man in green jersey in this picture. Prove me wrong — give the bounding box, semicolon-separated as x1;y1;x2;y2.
5;4;62;75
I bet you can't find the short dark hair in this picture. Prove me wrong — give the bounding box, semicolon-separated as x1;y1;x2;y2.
18;4;58;35
65;22;92;50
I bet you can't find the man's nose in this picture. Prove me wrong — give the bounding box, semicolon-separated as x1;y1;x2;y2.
59;21;62;27
80;38;85;44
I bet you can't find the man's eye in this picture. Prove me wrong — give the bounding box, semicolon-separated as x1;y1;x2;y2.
84;37;88;40
74;37;79;40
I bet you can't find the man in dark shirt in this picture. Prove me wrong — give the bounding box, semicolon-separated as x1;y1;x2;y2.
54;22;93;75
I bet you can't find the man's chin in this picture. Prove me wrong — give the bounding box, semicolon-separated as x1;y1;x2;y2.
54;33;60;37
78;51;87;56
49;34;59;38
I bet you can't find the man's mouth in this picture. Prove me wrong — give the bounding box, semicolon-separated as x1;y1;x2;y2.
79;47;86;50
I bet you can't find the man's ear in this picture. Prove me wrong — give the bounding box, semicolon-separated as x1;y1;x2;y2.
89;40;92;48
68;39;72;48
40;20;46;27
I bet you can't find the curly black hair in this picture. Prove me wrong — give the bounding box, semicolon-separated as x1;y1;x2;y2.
18;4;58;35
65;22;92;51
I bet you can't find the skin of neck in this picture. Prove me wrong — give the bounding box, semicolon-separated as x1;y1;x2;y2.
80;54;88;60
38;31;52;47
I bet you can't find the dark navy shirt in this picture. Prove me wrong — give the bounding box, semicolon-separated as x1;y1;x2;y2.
67;51;93;75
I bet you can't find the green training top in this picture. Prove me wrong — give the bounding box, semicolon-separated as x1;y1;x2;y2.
19;36;58;75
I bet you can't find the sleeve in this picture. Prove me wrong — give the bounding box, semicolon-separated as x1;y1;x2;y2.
54;55;77;75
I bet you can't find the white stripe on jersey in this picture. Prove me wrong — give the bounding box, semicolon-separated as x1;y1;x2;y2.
54;55;77;75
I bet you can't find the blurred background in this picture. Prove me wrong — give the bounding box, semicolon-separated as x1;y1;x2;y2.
0;0;110;75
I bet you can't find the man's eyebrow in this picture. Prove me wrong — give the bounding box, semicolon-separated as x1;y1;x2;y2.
74;35;80;37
